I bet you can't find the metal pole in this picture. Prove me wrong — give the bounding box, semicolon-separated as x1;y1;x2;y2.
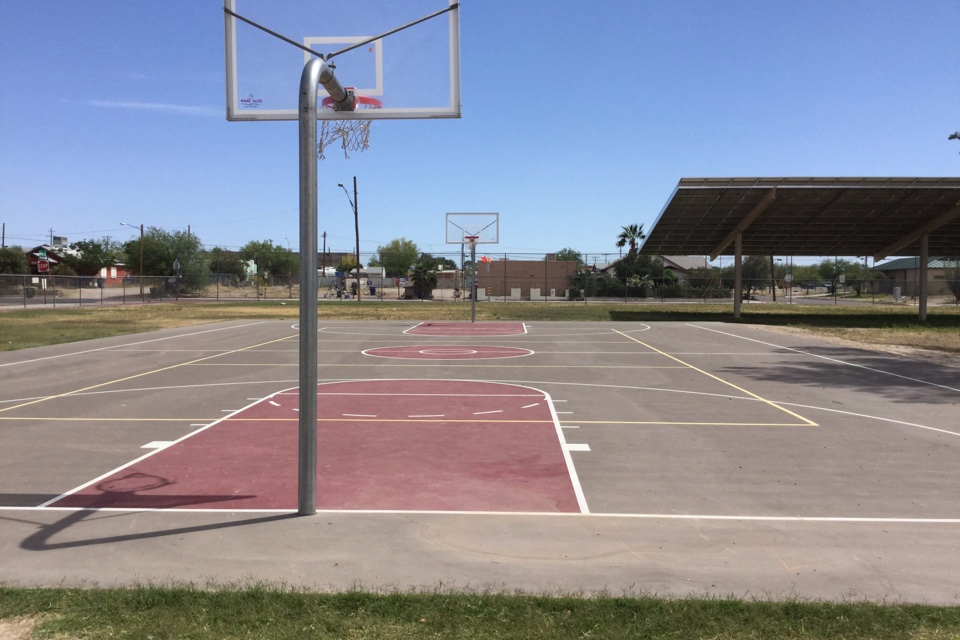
138;225;144;301
353;176;360;301
733;235;742;319
470;241;477;322
298;57;322;516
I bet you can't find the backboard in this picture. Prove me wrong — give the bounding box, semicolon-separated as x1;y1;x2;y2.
445;212;499;244
224;0;460;121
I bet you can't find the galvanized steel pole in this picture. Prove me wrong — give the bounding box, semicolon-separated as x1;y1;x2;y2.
297;58;322;515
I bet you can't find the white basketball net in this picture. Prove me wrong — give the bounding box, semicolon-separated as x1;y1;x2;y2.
317;119;372;160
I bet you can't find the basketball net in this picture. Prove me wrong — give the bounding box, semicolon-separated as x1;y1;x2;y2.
317;91;382;160
317;120;372;160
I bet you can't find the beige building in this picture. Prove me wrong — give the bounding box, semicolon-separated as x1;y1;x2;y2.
473;259;578;300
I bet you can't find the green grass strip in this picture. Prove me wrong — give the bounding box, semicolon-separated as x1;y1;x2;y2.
3;586;960;639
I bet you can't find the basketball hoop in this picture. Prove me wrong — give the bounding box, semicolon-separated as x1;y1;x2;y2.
463;234;480;245
317;89;382;160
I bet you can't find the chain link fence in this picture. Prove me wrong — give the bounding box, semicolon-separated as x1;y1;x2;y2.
3;270;957;308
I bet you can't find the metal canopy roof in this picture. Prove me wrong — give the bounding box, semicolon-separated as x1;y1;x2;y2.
640;177;960;260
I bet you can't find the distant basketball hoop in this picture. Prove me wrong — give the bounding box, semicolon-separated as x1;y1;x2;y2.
317;90;382;159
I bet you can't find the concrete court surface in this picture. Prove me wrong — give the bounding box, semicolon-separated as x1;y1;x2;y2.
0;319;958;603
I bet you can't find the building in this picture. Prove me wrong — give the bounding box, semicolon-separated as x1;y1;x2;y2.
473;258;578;300
872;257;960;298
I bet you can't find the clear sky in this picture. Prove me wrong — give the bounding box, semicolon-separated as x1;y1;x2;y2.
1;0;958;265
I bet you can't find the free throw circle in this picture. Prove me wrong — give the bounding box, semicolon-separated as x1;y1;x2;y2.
364;345;533;360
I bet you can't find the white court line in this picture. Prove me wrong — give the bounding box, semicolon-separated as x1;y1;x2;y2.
483;377;959;438
294;379;591;515
11;507;959;524
690;324;960;394
0;322;269;369
317;392;544;398
543;387;590;514
760;400;960;438
141;441;173;449
0;380;300;407
402;321;428;335
37;393;280;508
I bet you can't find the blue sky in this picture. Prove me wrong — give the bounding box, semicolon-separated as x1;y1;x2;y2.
1;0;958;265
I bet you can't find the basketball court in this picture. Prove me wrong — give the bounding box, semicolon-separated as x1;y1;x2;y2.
1;0;956;604
1;319;959;603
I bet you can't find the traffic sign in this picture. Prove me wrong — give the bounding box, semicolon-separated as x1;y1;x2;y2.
37;259;50;273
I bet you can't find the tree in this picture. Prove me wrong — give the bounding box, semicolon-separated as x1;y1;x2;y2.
0;247;28;274
335;255;360;275
687;265;724;298
409;255;439;299
741;255;769;297
555;247;583;265
123;227;208;293
791;264;821;289
375;238;419;277
63;238;122;276
435;256;458;271
418;252;456;271
817;258;855;293
239;240;297;278
208;247;246;282
844;261;875;297
615;224;646;258
613;253;664;280
719;256;769;298
626;273;653;296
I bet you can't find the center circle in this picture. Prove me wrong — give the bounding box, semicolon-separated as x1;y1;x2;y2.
363;345;533;360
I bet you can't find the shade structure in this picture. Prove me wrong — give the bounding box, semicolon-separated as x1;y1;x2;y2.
641;177;960;260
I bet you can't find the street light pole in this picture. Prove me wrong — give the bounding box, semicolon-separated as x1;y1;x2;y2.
121;222;145;300
338;178;361;301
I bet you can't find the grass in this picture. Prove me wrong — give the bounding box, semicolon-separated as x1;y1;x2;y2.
2;300;958;355
3;585;960;639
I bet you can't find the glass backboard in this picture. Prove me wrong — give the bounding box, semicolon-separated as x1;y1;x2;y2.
446;212;499;244
224;0;460;121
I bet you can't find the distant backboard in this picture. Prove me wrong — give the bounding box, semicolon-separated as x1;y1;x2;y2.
224;0;460;121
445;212;499;244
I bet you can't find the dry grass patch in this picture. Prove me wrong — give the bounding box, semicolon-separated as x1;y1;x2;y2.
0;616;42;640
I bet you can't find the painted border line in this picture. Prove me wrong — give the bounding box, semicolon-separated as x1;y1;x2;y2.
612;328;818;427
5;506;960;524
37;392;282;508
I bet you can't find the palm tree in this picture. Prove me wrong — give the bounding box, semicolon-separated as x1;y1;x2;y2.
410;255;439;299
616;224;646;258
